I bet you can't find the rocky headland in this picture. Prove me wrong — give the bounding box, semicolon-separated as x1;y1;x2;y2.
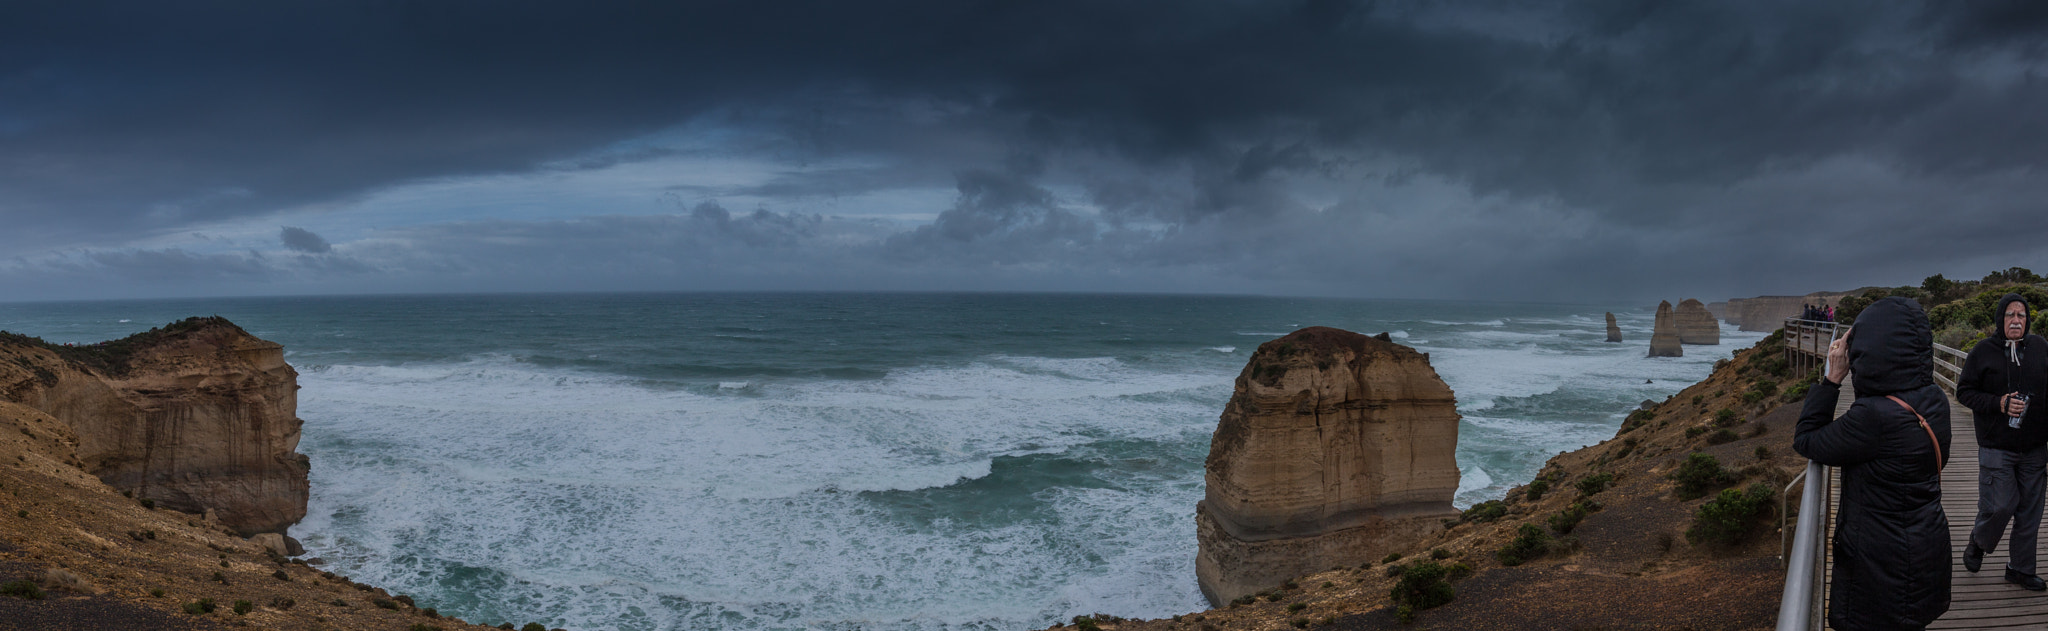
1050;325;1815;631
1195;327;1461;606
0;319;526;630
1648;301;1682;357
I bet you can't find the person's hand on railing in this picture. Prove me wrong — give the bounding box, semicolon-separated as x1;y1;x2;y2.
1826;327;1852;385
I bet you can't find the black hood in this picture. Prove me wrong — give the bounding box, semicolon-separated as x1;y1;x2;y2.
1851;296;1933;397
1997;292;2031;341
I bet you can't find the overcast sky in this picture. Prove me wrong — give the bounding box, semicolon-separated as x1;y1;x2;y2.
3;1;2045;303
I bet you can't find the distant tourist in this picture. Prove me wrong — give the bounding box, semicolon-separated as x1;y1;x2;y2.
1795;296;1952;629
1957;293;2048;591
1825;305;1836;322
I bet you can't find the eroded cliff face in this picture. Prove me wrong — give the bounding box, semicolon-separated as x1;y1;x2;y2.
1605;312;1622;343
1648;301;1682;357
0;318;307;535
1195;327;1460;606
1675;299;1720;345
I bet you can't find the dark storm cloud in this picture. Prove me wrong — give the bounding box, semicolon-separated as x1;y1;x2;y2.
4;0;2046;299
279;226;331;253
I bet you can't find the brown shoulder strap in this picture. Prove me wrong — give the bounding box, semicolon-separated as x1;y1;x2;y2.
1886;395;1944;471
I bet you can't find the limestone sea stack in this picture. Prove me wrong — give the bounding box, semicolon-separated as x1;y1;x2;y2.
0;317;308;535
1606;312;1623;342
1675;299;1720;345
1195;327;1460;606
1649;301;1682;357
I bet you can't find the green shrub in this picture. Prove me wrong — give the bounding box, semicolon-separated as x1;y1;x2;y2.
1073;615;1102;631
1288;603;1307;612
1706;428;1739;445
1684;426;1706;439
331;598;348;607
523;624;547;631
150;588;165;598
1714;408;1741;427
374;598;399;610
1429;548;1453;560
1445;562;1473;581
1388;561;1455;611
270;596;295;609
1396;604;1416;624
422;607;439;618
1548;500;1602;534
1754;446;1772;461
1459;501;1507;524
1691;395;1704;406
1525;478;1551;501
183;598;216;615
1495;523;1552;566
273;569;291;581
1;580;45;600
1383;563;1406;578
1381;552;1402;564
233;600;253;615
1782;380;1811;402
1671;453;1737;500
1687;483;1777;546
139;498;154;509
1576;473;1615;497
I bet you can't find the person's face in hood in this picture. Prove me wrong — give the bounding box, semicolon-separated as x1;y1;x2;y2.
2005;300;2029;341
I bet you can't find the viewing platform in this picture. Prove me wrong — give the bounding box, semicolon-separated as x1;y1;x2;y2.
1778;318;2048;629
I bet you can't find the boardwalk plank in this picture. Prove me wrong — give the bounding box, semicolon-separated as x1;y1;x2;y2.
1815;364;2048;629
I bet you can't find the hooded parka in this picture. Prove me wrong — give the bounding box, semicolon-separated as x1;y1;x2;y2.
1795;296;1952;630
1956;293;2048;450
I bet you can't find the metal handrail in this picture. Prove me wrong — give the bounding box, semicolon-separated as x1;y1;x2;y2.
1776;460;1831;631
1778;341;1962;630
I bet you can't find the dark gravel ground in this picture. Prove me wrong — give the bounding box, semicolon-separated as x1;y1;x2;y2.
0;559;224;631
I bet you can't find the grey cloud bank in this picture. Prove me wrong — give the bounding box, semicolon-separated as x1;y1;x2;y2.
3;1;2046;302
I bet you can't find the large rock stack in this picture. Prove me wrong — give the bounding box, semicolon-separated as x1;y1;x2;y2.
1649;301;1683;357
0;318;309;535
1195;327;1461;606
1675;299;1720;345
1606;312;1623;342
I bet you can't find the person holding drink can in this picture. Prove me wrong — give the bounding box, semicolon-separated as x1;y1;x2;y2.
1958;293;2048;590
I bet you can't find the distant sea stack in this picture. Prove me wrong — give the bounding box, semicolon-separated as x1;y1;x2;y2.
1195;327;1460;606
1649;301;1682;357
0;317;308;535
1675;299;1720;345
1605;312;1623;342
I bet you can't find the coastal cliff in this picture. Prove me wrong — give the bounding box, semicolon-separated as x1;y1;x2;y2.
0;318;521;630
1053;328;1813;631
1195;327;1460;606
1604;312;1621;342
0;318;306;536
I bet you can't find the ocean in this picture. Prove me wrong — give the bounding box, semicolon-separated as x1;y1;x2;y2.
0;293;1759;630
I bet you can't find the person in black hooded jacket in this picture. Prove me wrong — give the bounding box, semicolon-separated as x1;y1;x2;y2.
1796;296;1952;630
1956;293;2048;589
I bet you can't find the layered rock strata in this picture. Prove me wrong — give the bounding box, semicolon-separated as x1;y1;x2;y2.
1649;301;1683;357
1675;299;1720;345
1195;327;1460;606
0;317;308;535
1606;312;1623;342
1726;292;1856;331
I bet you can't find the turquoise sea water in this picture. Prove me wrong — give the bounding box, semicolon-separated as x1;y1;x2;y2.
0;293;1758;630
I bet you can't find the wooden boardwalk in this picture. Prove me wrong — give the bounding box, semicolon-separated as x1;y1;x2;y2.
1818;377;2048;628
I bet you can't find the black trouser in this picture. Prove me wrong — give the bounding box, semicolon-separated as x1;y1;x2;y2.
1972;444;2048;576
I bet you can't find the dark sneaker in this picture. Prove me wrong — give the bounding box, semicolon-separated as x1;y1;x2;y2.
2007;568;2046;591
1966;542;1985;573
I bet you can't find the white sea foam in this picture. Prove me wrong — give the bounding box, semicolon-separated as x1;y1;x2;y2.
1389;330;1408;338
1205;346;1235;353
718;381;749;389
296;354;1226;630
